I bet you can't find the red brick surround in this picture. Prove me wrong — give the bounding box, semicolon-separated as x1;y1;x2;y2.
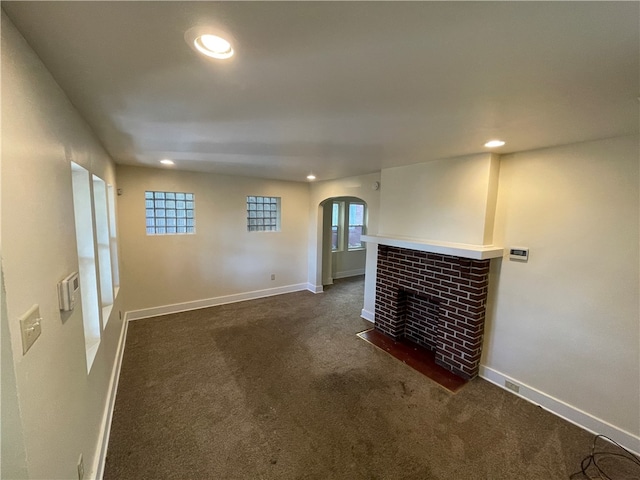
375;245;491;379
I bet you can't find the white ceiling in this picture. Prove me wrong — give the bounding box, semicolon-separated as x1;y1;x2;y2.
3;1;639;182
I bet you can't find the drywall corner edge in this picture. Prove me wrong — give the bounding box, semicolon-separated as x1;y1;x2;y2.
360;309;375;323
482;153;501;245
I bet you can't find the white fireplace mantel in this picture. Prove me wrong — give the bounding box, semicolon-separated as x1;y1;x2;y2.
361;234;504;260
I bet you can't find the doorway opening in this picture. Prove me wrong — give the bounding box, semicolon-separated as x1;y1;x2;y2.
319;196;367;286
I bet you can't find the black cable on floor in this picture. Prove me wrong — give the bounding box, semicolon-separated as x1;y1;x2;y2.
570;434;640;480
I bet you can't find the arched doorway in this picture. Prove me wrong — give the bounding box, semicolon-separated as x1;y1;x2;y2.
319;196;368;286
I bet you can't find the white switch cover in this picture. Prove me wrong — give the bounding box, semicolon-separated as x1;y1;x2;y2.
20;304;42;355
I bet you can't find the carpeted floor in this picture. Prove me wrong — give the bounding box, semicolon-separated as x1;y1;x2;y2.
104;276;596;479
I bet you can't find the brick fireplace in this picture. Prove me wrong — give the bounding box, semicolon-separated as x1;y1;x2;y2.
374;245;492;379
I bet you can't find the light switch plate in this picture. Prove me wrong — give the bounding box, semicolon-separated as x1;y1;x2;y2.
20;304;42;355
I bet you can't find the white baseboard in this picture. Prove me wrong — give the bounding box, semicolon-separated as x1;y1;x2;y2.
127;283;310;321
333;268;365;279
360;309;375;323
479;365;640;455
92;314;129;480
307;283;324;294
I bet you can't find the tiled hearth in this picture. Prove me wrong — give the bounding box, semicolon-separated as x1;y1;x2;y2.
374;245;491;379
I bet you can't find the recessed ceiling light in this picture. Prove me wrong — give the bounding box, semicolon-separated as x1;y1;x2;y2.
185;27;235;60
306;174;316;181
160;159;174;166
194;34;234;59
484;140;506;148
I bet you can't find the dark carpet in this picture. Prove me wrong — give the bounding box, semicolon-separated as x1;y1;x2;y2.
104;276;596;479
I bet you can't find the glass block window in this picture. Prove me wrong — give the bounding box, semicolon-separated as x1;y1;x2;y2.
145;191;195;235
247;196;280;232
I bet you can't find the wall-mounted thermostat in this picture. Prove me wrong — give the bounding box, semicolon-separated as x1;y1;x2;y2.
509;247;529;262
58;272;80;311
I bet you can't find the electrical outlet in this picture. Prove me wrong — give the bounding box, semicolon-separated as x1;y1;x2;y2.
271;274;276;281
77;454;84;480
505;380;520;393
